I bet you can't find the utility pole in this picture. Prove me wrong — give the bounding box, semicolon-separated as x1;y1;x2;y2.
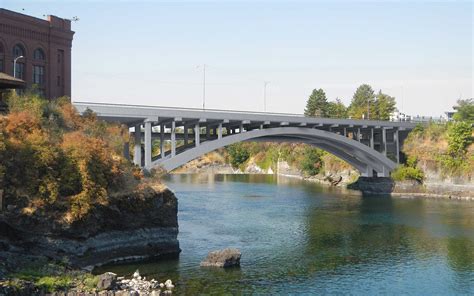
263;81;270;112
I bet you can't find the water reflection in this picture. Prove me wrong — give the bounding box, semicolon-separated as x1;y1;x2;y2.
98;174;474;295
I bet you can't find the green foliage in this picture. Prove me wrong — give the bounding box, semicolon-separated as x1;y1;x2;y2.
254;145;280;170
227;143;250;168
391;156;424;183
453;99;474;122
348;85;397;120
326;99;348;118
447;121;473;156
300;146;324;176
6;91;47;119
36;276;73;292
402;121;473;179
304;88;328;117
348;84;375;119
434;121;474;175
374;90;397;120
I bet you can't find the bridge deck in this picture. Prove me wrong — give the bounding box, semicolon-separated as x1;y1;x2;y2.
73;101;418;130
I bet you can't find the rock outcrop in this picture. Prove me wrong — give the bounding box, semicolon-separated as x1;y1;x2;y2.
200;248;241;268
0;187;180;271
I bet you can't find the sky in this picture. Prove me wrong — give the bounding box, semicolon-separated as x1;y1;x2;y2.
2;0;473;116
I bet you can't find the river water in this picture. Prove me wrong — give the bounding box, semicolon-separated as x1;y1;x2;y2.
103;174;474;295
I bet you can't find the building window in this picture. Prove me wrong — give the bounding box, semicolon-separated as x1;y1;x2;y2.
57;75;61;87
13;44;25;58
33;48;45;60
12;44;26;79
33;65;45;85
13;62;25;80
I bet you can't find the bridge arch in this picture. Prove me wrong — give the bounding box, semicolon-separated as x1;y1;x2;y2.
150;127;396;177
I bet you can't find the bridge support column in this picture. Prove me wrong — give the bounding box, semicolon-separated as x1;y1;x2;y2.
362;165;374;177
239;123;244;133
171;121;176;157
206;125;210;140
160;124;165;159
357;128;361;142
218;123;223;139
343;127;347;137
378;166;390;177
370;128;374;149
184;127;188;146
394;129;400;164
144;121;152;168
382;128;387;156
133;124;141;166
195;123;200;146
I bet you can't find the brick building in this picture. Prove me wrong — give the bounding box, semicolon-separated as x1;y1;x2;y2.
0;8;74;99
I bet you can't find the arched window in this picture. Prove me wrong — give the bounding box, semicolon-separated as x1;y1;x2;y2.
12;44;26;79
13;44;25;58
33;48;45;60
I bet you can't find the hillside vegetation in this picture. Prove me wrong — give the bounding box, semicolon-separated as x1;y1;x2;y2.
0;92;145;221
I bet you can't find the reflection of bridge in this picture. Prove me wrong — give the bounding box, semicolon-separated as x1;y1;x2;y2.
74;102;418;177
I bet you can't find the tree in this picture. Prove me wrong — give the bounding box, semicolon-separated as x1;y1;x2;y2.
374;90;396;120
348;84;375;119
227;143;250;168
304;88;328;117
300;146;324;176
453;99;474;122
326;98;348;119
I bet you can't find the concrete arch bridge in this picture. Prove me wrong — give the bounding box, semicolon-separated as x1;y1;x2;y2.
74;102;418;177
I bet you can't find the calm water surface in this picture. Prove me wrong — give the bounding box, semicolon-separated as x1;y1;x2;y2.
101;174;474;295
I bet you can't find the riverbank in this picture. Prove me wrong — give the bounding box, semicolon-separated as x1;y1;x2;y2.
172;155;474;200
0;183;181;295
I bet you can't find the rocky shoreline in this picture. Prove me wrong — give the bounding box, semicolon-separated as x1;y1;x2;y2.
0;187;181;280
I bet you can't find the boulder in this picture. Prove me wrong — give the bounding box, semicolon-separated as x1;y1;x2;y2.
97;272;117;290
200;248;241;267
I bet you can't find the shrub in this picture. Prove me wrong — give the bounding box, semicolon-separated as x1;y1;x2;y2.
227;143;250;168
300;146;324;176
391;156;424;183
0;93;141;220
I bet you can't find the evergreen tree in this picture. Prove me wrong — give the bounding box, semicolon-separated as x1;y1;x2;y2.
374;90;397;120
304;88;328;117
348;84;375;119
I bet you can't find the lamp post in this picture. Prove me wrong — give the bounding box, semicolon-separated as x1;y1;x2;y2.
263;81;270;112
13;56;24;78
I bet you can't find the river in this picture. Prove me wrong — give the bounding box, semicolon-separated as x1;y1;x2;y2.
99;174;474;295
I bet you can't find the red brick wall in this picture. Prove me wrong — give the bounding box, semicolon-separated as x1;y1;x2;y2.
0;9;74;99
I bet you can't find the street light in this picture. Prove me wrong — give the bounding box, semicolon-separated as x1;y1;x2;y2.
263;81;270;112
13;56;24;78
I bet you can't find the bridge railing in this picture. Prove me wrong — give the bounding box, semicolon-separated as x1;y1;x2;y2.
74;101;308;118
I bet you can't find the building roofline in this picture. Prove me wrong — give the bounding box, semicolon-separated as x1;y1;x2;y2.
0;8;50;26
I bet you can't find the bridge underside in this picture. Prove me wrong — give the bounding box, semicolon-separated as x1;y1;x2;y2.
149;127;396;177
73;102;416;178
